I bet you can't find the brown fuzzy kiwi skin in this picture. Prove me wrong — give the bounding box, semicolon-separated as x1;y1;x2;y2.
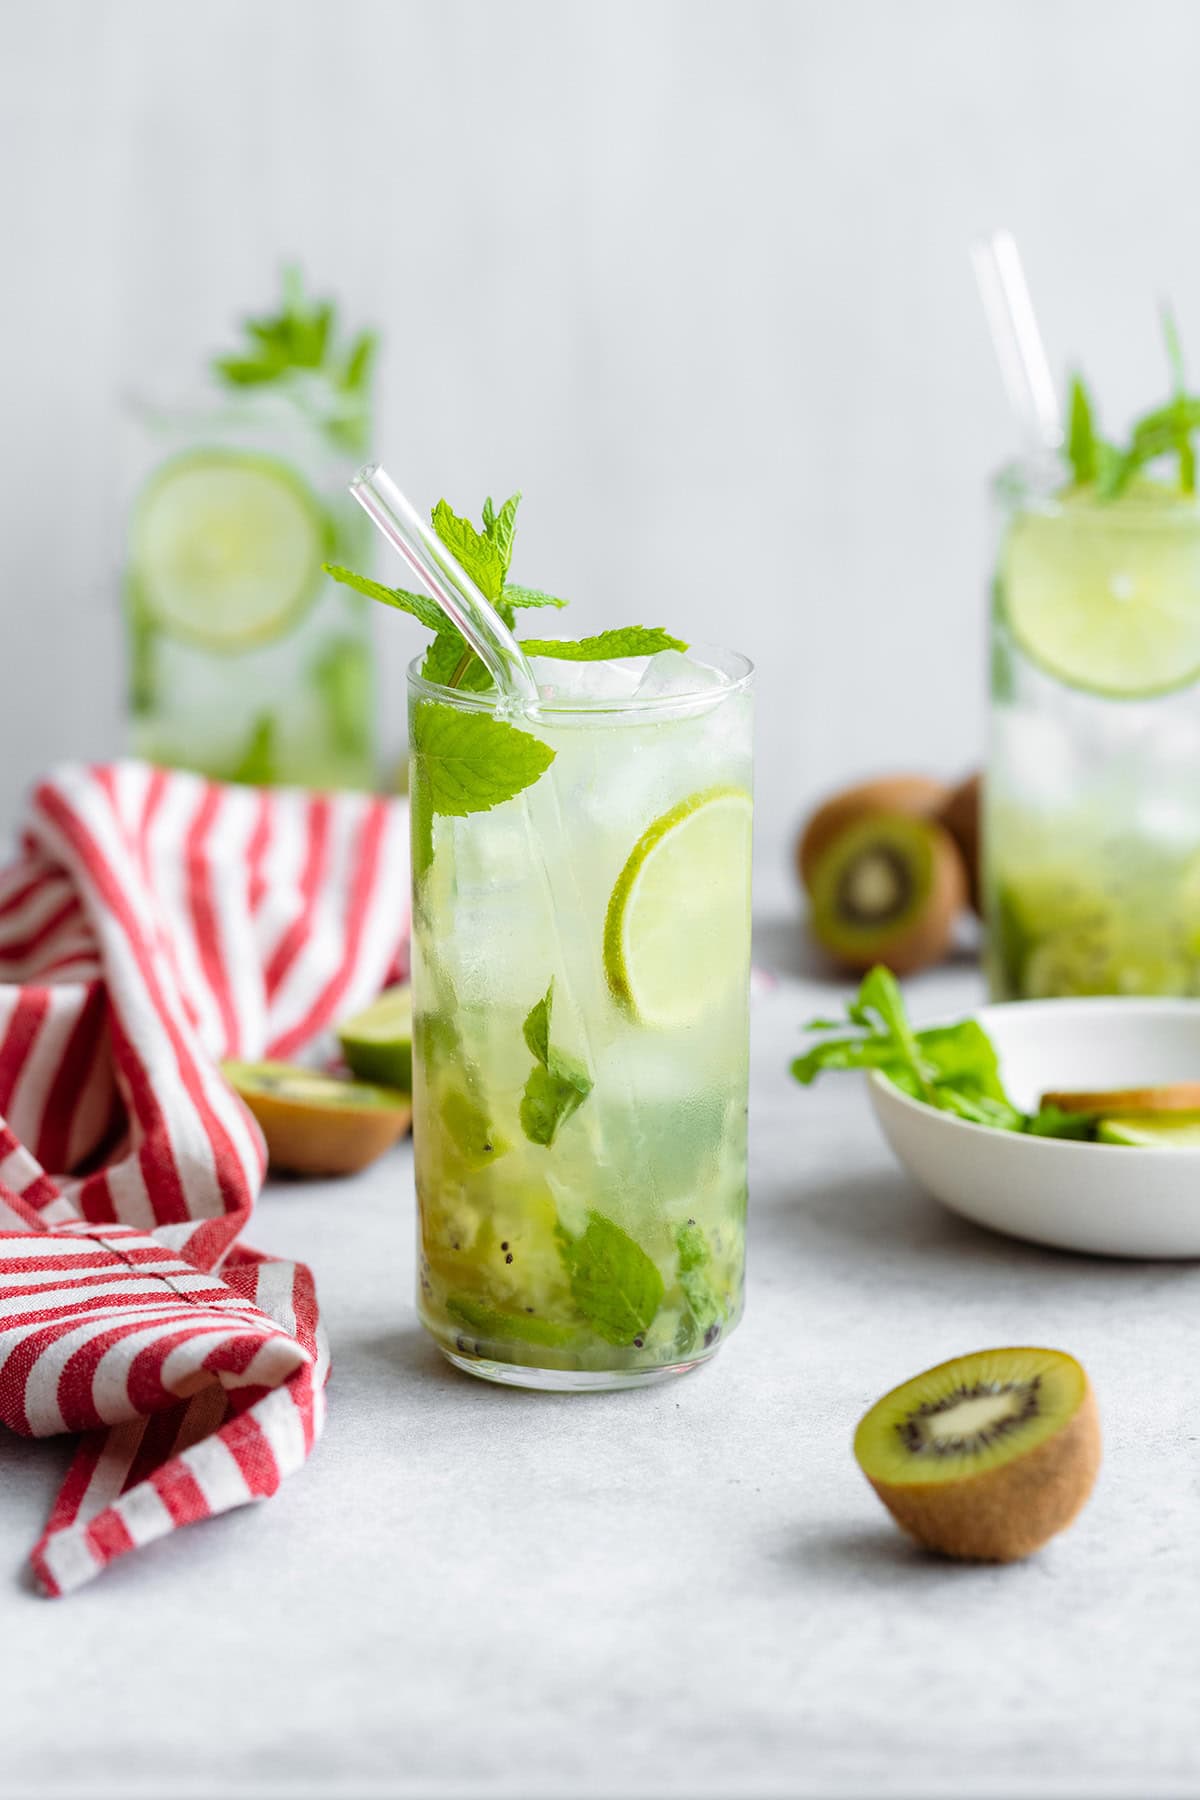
809;818;968;977
864;1381;1101;1563
232;1085;412;1177
797;775;950;892
937;773;982;915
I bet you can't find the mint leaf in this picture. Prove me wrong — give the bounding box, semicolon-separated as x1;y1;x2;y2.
340;330;377;394
558;1212;664;1346
482;492;521;577
523;627;687;660
411;701;554;816
324;564;444;633
1066;373;1099;485
505;585;569;611
229;714;277;785
523;986;552;1066
520;979;592;1147
431;500;505;602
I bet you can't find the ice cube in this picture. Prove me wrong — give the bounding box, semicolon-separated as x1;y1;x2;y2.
537;658;645;702
634;650;724;697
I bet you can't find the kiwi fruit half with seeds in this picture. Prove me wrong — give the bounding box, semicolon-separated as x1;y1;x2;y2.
854;1347;1100;1563
807;813;966;976
797;774;949;890
223;1060;412;1177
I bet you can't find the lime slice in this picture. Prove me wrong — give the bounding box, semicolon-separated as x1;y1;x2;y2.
1097;1114;1200;1148
131;450;327;650
604;786;752;1028
337;985;413;1091
1002;493;1200;698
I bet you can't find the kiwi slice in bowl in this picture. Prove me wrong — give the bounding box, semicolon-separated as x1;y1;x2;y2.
223;1060;412;1177
854;1347;1100;1562
807;814;966;976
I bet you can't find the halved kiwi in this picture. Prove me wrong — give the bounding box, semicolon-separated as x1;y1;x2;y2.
1040;1081;1200;1116
937;773;982;914
223;1059;412;1177
855;1347;1100;1562
807;814;966;976
797;774;949;891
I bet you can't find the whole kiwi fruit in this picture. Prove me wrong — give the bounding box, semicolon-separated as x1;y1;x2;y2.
937;773;983;914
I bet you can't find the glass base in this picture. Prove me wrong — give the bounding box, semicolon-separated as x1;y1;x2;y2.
439;1345;720;1392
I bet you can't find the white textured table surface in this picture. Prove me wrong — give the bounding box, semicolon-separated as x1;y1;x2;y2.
4;934;1200;1800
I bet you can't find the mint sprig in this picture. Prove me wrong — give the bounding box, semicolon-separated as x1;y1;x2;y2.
324;490;687;691
557;1212;664;1346
213;266;377;455
1074;309;1200;500
519;980;593;1147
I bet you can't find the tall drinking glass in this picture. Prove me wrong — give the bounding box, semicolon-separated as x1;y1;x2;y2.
124;385;377;790
986;466;1200;998
408;649;754;1389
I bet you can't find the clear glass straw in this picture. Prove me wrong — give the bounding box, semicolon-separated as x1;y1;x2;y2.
350;463;539;704
972;228;1063;455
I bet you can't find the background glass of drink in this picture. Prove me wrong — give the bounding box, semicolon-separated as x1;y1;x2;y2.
986;468;1200;998
408;648;754;1389
123;279;378;791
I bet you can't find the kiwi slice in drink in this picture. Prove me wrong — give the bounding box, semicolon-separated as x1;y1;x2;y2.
223;1060;411;1176
807;814;966;976
854;1347;1100;1563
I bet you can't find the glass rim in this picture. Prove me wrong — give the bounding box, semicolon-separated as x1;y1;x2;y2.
994;455;1200;523
405;641;754;717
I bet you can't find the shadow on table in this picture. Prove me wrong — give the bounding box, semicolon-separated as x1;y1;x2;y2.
773;1522;1011;1589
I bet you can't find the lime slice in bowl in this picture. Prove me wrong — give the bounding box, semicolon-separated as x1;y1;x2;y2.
603;786;752;1029
1097;1115;1200;1148
1001;493;1200;698
337;985;413;1092
130;450;328;650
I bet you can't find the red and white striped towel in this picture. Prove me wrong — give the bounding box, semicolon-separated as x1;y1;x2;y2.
0;761;409;1595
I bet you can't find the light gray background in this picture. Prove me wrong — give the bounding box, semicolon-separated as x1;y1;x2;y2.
5;0;1200;909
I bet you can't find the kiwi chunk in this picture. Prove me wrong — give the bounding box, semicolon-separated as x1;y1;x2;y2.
854;1347;1100;1562
797;774;948;891
807;814;965;976
1040;1081;1200;1116
223;1059;412;1177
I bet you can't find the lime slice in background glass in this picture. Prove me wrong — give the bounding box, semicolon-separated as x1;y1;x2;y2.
131;450;328;650
337;985;413;1092
603;786;752;1029
1097;1114;1200;1147
1002;489;1200;698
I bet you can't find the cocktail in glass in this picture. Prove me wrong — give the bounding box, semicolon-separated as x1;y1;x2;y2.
124;387;377;790
407;650;754;1389
986;467;1200;997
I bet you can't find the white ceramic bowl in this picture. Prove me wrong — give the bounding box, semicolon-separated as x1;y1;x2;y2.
867;998;1200;1259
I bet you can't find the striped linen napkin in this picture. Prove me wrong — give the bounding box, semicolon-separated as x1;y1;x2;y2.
0;761;409;1595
